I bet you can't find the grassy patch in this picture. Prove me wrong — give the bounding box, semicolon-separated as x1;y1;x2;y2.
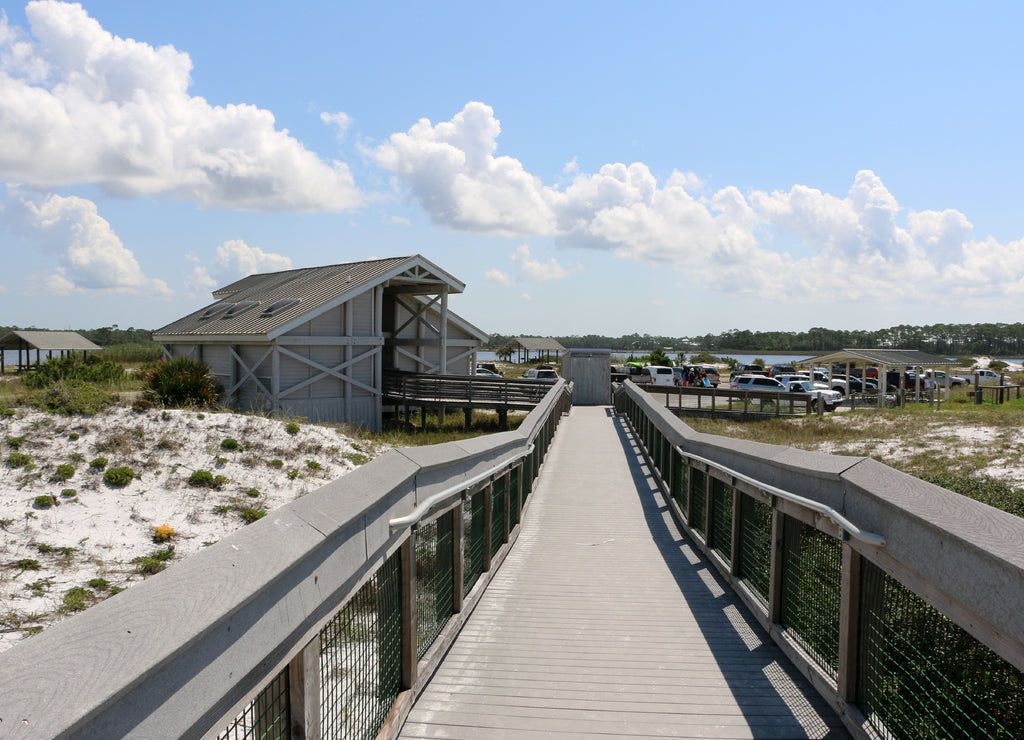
131;547;175;575
103;466;136;487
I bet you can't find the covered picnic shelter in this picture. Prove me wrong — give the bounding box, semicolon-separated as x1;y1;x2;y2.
0;330;102;373
510;337;566;364
800;348;960;398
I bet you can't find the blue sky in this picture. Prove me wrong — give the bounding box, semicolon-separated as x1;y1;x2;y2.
2;1;1024;339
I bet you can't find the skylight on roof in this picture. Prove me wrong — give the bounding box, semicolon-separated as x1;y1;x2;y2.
262;297;299;316
200;303;233;319
223;300;259;318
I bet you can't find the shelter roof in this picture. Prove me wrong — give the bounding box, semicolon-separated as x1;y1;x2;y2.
800;348;958;367
0;330;102;352
512;337;567;352
153;255;467;341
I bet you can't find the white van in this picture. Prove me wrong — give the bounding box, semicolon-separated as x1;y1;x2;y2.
639;365;675;386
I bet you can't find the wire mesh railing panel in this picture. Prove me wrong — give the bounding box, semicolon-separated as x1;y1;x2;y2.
491;477;507;550
319;551;402;740
218;666;290;740
670;450;687;514
708;478;734;564
661;435;670;481
522;454;533;500
779;516;842;678
736;493;772;605
858;560;1024;740
690;469;707;536
509;468;521;529
416;512;454;659
463;490;486;597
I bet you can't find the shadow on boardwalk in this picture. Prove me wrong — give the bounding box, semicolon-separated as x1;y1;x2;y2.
609;408;848;738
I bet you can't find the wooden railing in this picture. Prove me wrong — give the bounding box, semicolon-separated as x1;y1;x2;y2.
382;369;552;411
0;381;572;739
615;381;1024;740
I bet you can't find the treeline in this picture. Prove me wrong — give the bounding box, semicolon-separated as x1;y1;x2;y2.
488;323;1024;357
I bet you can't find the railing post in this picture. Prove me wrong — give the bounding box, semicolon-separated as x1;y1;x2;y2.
400;535;418;690
703;470;713;547
768;508;785;625
730;486;742;577
289;639;321;740
452;500;465;614
503;470;511;543
482;482;493;572
838;542;862;702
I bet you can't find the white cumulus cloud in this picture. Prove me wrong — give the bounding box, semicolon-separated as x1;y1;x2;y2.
0;2;363;212
5;190;171;296
186;239;292;293
375;101;1024;304
320;111;352;139
484;268;512;286
511;244;568;281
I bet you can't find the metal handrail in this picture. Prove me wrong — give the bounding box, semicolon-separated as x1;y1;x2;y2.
389;445;535;531
679;447;886;547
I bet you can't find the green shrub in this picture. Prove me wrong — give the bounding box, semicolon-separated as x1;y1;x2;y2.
238;507;266;524
306;460;320;470
103;466;136;486
6;452;31;468
131;546;175;575
132;397;155;412
60;488;77;498
22;354;125;389
285;422;300;436
0;409;15;417
267;459;284;469
90;457;108;470
88;577;110;590
140;357;221;408
70;452;85;463
245;488;261;497
7;435;26;449
27;380;113;415
68;432;80;441
61;586;91;612
188;470;228;489
343;451;370;466
50;464;75;482
220;438;240;451
14;559;41;572
33;495;56;509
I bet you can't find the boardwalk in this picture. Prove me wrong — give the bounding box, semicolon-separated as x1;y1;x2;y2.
399;406;849;739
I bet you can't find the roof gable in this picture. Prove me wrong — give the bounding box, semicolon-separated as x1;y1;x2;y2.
153;255;468;341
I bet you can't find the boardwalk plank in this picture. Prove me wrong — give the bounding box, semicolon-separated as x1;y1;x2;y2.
398;406;848;739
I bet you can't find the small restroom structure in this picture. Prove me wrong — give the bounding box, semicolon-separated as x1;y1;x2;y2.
562;348;611;405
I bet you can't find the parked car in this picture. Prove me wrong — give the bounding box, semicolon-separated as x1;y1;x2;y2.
522;368;560;381
831;375;878;395
739;364;769;376
637;365;675;386
730;375;785;391
476;362;503;376
969;369;1003;386
768;365;797;378
475;366;501;377
922;370;968;386
775;374;830;392
782;380;842;412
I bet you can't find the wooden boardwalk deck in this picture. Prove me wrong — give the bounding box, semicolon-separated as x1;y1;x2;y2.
399;406;849;739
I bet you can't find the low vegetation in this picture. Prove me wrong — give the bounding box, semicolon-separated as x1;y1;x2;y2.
139;356;222;408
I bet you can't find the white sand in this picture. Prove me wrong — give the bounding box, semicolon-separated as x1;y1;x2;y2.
1;406;385;653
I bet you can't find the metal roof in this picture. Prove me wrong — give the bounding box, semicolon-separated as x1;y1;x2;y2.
799;348;959;367
512;337;567;352
153;255;467;341
0;330;102;352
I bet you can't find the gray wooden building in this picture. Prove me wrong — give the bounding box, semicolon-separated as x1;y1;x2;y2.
153;255;487;430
